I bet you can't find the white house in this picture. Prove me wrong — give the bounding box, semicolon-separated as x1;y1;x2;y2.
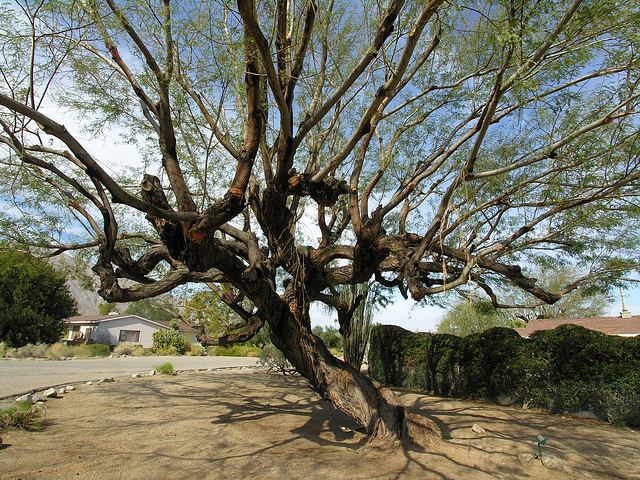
64;314;202;348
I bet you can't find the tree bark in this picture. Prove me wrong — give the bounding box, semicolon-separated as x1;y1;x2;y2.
267;291;441;447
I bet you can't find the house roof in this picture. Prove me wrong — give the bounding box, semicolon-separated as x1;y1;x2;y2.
514;315;640;338
65;314;201;333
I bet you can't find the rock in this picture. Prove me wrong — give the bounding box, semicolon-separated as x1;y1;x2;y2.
99;377;115;383
131;373;141;378
57;388;66;395
33;394;46;402
66;385;75;392
541;453;563;470
86;381;94;386
15;394;33;404
43;388;58;398
471;423;486;435
518;453;535;463
109;354;114;358
149;370;156;376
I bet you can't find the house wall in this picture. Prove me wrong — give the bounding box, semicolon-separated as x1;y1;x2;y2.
179;330;200;345
93;316;162;348
65;315;201;348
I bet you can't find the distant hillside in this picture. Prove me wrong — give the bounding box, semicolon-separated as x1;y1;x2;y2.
48;253;127;315
49;253;186;316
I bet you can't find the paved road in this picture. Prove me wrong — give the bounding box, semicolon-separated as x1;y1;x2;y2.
0;356;258;399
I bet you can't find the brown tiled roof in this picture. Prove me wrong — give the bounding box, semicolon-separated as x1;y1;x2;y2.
515;315;640;337
65;314;200;332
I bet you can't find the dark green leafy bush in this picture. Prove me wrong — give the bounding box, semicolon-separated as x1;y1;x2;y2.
369;324;640;426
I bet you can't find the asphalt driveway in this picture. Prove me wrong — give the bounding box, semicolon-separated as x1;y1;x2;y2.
0;356;258;399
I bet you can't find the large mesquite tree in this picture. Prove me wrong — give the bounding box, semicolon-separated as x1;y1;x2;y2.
0;0;639;445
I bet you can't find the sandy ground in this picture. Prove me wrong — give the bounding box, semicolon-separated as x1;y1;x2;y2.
1;368;638;480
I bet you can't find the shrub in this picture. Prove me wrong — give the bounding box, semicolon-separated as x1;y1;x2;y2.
153;362;174;375
131;344;147;356
152;329;191;355
13;343;48;358
212;344;260;357
369;323;640;426
80;344;110;357
152;345;179;356
0;341;7;358
0;401;44;433
113;342;135;355
46;342;74;359
45;342;110;359
259;343;296;374
186;344;205;356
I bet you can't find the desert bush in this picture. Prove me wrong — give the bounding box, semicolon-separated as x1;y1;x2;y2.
13;343;48;358
46;342;73;359
258;343;296;374
153;362;174;375
113;342;135;355
0;401;44;433
153;345;179;356
212;344;260;357
152;329;191;355
80;344;110;357
45;342;110;359
131;344;147;356
0;341;7;358
186;344;205;356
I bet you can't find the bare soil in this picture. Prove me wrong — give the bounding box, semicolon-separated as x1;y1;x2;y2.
1;368;638;479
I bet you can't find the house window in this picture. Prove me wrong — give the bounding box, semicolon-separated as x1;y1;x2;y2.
119;330;140;343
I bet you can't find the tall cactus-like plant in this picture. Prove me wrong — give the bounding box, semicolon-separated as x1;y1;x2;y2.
341;283;374;371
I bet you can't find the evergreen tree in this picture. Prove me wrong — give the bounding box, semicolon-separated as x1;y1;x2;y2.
0;250;77;347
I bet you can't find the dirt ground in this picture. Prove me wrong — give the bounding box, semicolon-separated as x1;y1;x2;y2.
1;368;638;480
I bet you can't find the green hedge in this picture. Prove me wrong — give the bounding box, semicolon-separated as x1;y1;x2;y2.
369;324;640;426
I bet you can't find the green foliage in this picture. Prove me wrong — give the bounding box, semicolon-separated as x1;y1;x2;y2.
82;344;111;357
184;288;250;338
98;302;116;315
312;325;343;351
0;401;44;434
153;362;174;375
0;250;77;347
211;344;260;357
245;324;271;348
341;283;375;371
151;329;191;355
496;266;613;321
437;299;516;337
124;299;177;323
186;344;205;356
369;324;640;426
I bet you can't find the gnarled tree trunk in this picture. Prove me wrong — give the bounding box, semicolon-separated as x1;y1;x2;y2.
266;289;441;447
